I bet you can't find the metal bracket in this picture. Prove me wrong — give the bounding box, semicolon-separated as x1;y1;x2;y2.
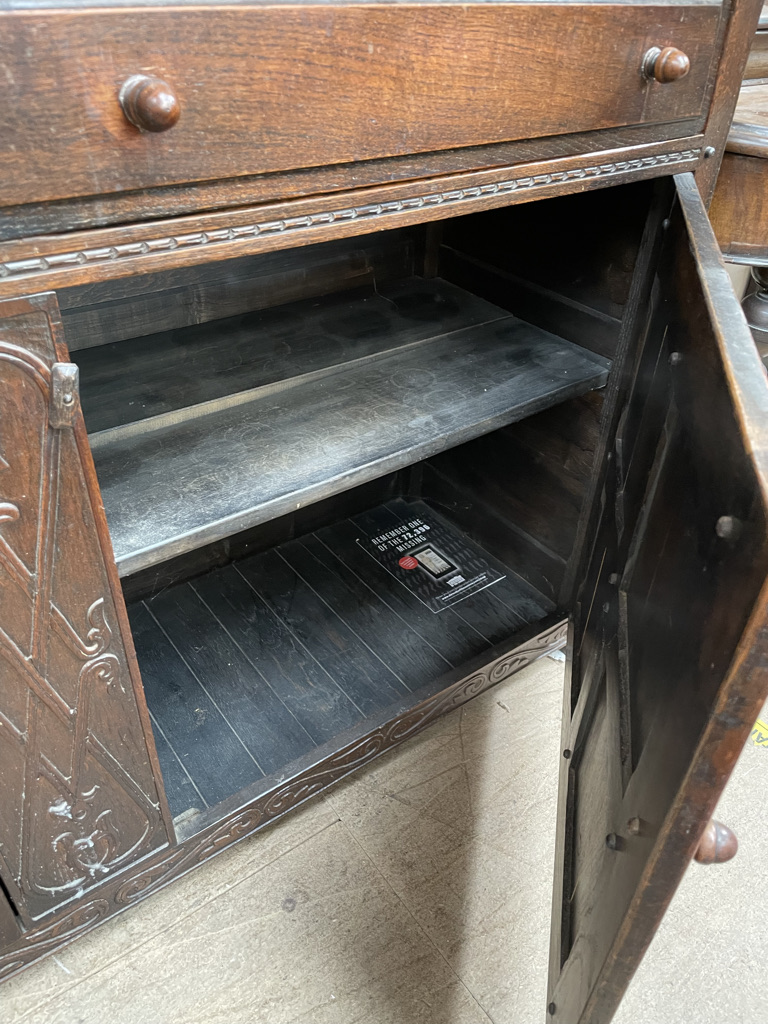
49;362;79;429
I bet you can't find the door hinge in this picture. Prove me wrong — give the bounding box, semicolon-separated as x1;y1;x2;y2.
49;362;79;429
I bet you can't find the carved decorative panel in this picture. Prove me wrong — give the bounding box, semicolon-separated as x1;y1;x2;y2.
0;293;169;924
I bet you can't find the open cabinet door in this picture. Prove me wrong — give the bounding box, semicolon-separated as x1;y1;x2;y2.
0;293;171;933
547;172;768;1024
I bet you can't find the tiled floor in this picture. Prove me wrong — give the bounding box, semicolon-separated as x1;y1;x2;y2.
4;655;767;1024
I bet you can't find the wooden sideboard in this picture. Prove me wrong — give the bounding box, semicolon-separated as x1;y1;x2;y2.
1;3;766;1022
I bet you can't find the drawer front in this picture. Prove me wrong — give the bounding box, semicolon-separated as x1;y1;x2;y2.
1;4;720;208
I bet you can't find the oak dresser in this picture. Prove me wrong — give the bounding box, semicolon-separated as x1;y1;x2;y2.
0;2;766;1021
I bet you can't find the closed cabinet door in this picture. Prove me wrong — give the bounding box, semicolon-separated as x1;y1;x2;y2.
0;293;171;929
548;172;768;1023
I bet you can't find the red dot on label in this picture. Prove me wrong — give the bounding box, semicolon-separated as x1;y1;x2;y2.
398;556;419;570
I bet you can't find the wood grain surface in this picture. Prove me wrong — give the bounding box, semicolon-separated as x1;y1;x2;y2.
690;0;763;201
0;138;704;296
710;150;768;256
84;277;608;575
710;82;768;257
0;4;719;208
0;293;171;924
548;172;768;1023
0;120;706;242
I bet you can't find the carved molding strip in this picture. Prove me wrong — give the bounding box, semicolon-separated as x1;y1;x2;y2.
0;151;700;282
0;618;568;981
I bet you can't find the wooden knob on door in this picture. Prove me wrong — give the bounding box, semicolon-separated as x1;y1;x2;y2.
694;819;738;864
119;75;180;133
643;47;691;83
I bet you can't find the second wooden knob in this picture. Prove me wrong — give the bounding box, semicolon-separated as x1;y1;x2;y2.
643;47;691;84
119;74;181;133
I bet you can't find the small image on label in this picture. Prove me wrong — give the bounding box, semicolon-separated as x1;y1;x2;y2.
412;546;455;578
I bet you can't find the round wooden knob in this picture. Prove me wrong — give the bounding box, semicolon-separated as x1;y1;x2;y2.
694;819;738;864
119;75;180;133
643;46;691;84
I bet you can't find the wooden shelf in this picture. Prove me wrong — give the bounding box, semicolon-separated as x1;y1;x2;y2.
84;278;609;576
131;499;555;821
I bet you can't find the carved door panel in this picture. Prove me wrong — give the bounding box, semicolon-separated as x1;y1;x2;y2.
547;172;768;1023
0;293;171;925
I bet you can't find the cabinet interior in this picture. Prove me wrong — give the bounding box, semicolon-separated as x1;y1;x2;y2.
61;180;653;835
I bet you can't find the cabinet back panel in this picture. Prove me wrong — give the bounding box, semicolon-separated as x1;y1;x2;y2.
420;393;604;601
61;230;418;351
440;181;654;359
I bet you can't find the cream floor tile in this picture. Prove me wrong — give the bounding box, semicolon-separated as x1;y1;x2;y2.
5;655;768;1024
2;796;340;1023
20;820;492;1024
326;656;562;847
326;657;562;1022
429;658;564;858
325;710;465;838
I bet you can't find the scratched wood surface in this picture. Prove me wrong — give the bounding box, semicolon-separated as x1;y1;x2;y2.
76;277;500;432
83;276;609;575
130;499;553;820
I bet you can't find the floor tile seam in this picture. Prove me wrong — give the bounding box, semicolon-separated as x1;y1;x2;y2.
458;707;477;820
282;998;365;1024
328;771;478;827
393;759;474;796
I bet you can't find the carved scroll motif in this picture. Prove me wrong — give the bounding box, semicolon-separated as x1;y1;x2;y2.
0;503;19;523
0;317;165;922
50;788;119;887
52;599;113;660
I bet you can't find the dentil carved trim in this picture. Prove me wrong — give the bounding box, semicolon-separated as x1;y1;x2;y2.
0;151;700;283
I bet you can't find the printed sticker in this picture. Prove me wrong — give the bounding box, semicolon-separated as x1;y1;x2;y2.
354;499;506;613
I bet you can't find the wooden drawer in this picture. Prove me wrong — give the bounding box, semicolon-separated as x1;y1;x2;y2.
0;3;720;209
